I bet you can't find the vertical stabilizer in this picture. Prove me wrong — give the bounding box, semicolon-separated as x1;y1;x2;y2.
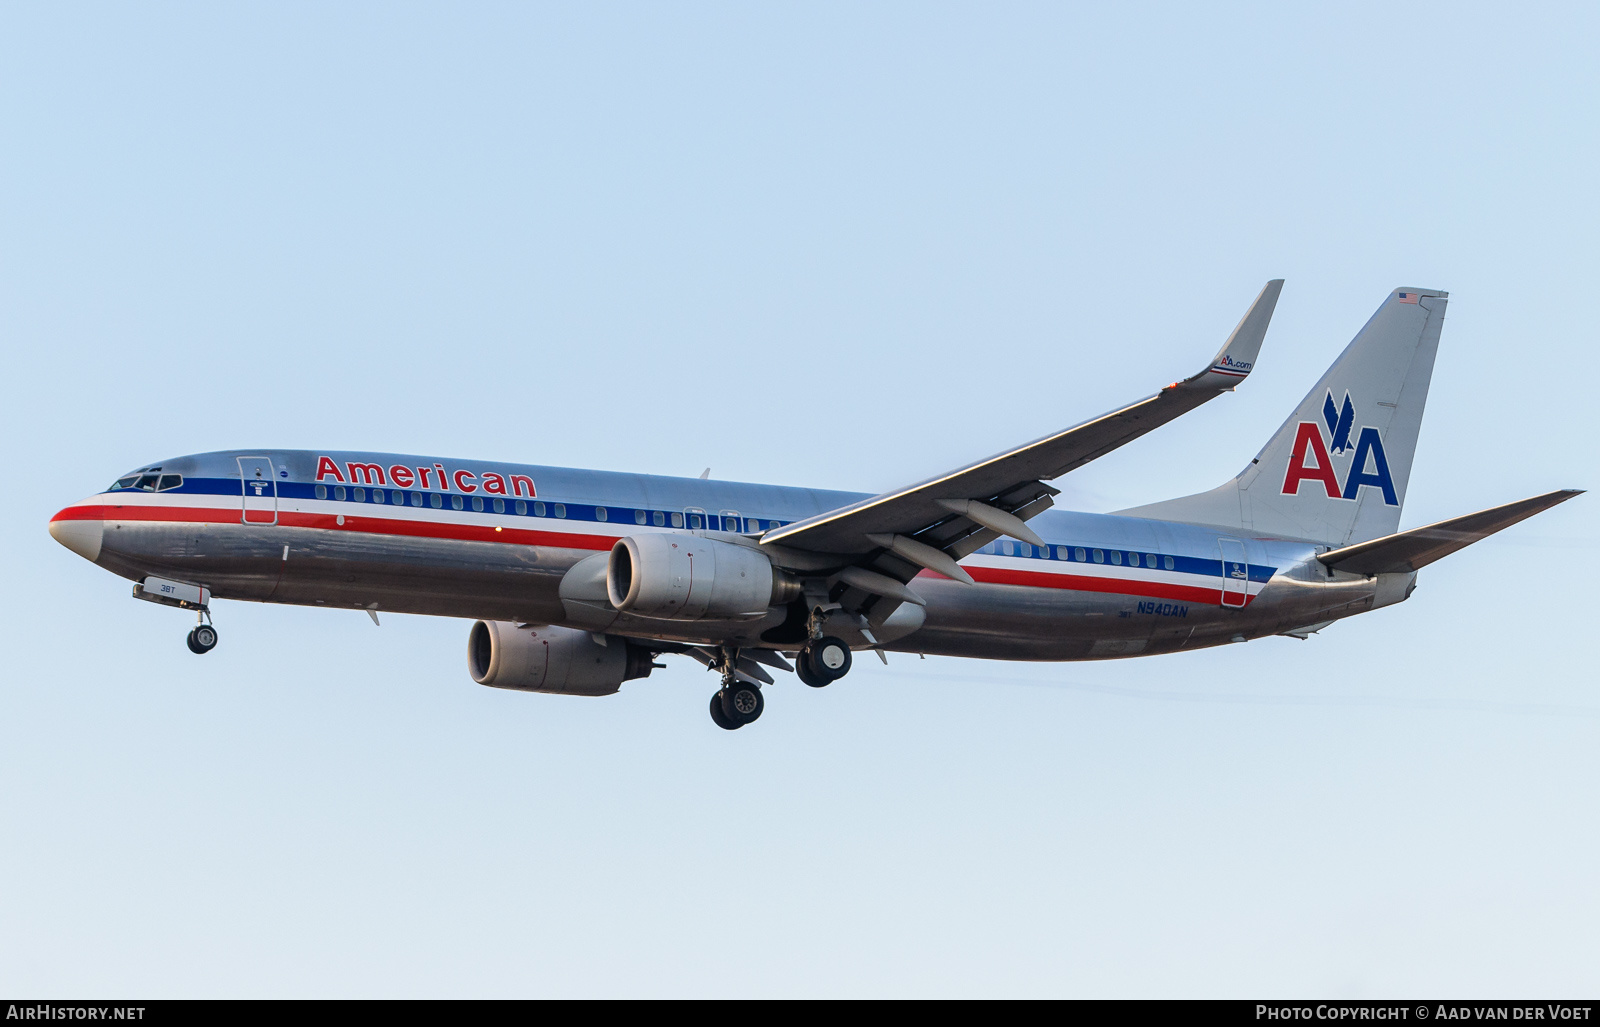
1120;288;1448;545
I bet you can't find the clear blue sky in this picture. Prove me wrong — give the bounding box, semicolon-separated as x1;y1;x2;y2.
3;2;1596;997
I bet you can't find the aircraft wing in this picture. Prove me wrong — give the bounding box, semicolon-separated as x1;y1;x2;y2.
1317;489;1583;575
760;280;1284;571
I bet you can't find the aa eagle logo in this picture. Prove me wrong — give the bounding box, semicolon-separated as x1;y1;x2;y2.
1281;390;1398;505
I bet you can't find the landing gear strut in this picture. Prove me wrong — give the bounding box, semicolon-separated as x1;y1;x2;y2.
710;644;764;730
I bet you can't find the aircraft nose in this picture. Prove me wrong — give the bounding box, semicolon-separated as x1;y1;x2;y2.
49;507;104;563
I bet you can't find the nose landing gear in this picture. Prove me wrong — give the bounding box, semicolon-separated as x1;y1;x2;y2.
131;576;218;654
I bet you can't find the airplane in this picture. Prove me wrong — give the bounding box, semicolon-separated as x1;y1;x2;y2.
49;283;1581;730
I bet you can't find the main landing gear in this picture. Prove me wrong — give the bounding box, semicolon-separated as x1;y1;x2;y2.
795;636;851;688
704;626;857;730
186;612;218;655
710;645;765;731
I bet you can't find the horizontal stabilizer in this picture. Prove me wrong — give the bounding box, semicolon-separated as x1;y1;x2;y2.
1317;489;1583;575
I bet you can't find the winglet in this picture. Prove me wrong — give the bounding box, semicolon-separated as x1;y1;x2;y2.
1178;279;1283;391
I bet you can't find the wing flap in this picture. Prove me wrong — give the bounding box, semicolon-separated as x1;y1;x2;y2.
1317;490;1583;575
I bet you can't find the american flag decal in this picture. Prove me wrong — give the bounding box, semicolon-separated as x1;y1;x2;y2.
1397;292;1420;304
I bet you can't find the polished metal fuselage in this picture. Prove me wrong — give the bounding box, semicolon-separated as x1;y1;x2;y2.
56;449;1410;660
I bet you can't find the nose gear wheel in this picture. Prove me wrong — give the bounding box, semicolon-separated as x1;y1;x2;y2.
187;624;218;654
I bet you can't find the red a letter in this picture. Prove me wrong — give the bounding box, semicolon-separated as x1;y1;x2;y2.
481;473;507;495
1281;422;1341;498
315;456;345;482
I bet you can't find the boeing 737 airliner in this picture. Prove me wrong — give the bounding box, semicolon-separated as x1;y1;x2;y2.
50;283;1580;728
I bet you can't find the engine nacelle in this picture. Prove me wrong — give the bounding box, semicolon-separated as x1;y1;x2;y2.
607;534;797;620
467;621;654;696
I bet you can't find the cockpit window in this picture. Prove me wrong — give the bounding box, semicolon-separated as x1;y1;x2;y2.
111;470;182;491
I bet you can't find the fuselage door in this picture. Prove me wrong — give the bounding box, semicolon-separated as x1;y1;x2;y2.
1218;537;1248;608
238;456;278;525
684;507;707;530
719;509;742;533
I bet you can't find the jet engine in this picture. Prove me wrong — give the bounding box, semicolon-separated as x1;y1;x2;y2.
607;534;799;620
467;621;655;696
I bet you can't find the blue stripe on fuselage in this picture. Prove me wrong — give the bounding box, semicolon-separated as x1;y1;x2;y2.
105;476;1279;583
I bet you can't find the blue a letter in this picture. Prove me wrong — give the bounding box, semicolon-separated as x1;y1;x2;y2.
1342;427;1398;505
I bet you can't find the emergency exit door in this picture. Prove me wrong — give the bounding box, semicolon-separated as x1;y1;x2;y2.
1218;537;1248;608
238;456;278;524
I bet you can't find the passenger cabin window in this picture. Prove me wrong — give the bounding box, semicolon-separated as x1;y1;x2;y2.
353;487;365;502
451;495;464;510
430;494;443;509
671;512;684;528
373;489;385;504
1092;549;1104;563
472;497;484;512
635;510;646;525
334;486;346;501
689;514;702;528
514;500;526;515
315;484;328;499
654;511;666;527
595;507;608;522
1164;556;1174;570
533;501;545;516
492;498;504;514
1110;551;1122;565
410;492;423;507
554;504;566;518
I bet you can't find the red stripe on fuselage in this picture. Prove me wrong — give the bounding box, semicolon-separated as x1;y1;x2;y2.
951;565;1244;606
53;502;619;551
